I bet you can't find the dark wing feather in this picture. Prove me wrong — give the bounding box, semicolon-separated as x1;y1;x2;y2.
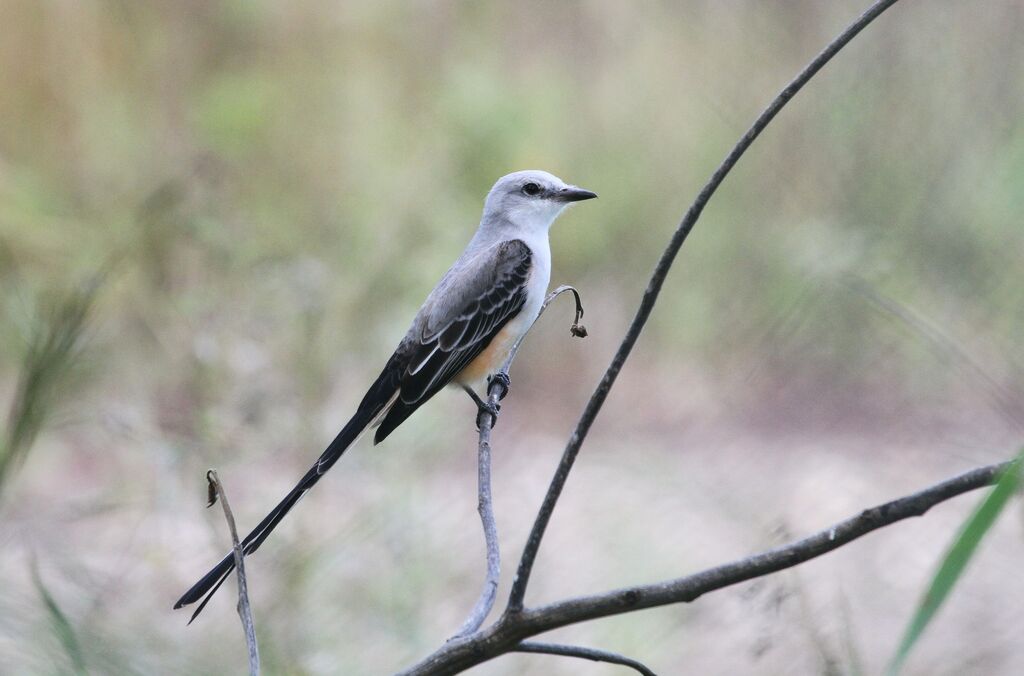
373;239;532;442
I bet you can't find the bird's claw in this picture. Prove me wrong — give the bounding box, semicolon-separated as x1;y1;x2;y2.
487;372;511;401
476;400;501;430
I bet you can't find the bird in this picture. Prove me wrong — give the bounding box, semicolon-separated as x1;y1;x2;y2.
174;170;597;621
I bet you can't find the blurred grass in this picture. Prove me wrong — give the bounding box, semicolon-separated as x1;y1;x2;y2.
31;562;88;676
0;0;1021;673
1;279;100;495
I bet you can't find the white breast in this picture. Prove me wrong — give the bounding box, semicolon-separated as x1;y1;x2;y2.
516;232;552;333
452;234;551;390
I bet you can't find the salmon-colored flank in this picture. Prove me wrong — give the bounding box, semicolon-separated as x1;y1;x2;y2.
455;322;520;387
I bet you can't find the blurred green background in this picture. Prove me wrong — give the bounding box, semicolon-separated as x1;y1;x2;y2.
1;1;1023;674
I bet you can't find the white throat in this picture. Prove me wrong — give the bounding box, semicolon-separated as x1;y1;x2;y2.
503;201;568;239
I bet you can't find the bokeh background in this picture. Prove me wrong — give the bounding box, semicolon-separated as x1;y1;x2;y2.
2;1;1023;674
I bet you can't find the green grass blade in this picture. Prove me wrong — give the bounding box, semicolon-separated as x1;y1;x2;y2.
887;451;1023;675
0;280;100;494
31;563;88;676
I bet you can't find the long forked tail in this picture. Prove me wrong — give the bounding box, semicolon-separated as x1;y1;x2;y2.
174;363;401;622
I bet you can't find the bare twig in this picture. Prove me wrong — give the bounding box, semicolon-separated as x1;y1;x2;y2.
507;0;903;614
514;641;658;676
400;460;1010;674
543;285;587;338
505;285;587;373
206;470;260;676
513;462;1010;631
452;379;503;637
453;285;589;636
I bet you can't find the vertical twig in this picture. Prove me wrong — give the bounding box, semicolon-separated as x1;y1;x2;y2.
207;470;261;676
452;380;503;638
453;285;587;636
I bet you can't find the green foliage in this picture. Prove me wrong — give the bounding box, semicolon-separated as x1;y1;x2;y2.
888;452;1023;675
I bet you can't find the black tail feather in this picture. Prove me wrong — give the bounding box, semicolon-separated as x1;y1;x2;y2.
175;359;401;619
175;462;320;614
186;564;232;624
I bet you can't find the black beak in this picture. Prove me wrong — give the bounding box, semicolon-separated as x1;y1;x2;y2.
555;186;598;202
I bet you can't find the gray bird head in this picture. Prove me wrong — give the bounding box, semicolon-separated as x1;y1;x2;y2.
481;170;597;235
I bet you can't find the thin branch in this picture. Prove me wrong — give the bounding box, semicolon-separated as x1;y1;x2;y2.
207;470;260;676
504;285;587;373
399;460;1010;675
453;285;588;636
506;0;903;614
513;462;1011;631
452;380;502;637
514;641;658;676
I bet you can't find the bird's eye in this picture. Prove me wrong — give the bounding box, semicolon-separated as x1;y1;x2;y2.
522;182;541;196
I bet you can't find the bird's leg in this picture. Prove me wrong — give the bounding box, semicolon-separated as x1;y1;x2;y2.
487;371;511;401
462;385;500;429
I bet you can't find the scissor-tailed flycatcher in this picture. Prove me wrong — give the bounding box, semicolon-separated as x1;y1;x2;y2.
175;170;597;620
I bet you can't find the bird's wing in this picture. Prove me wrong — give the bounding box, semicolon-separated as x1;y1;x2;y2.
373;238;533;441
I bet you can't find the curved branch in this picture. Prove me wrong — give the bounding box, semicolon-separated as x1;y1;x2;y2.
514;641;658;676
503;285;587;374
399;460;1009;675
507;0;904;613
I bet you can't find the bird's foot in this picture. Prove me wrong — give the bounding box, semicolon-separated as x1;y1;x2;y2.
463;384;502;430
487;372;511;401
476;399;501;430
